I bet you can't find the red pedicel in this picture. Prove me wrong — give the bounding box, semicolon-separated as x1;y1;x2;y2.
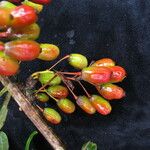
81;66;112;85
109;66;126;83
31;0;52;5
4;40;40;61
10;5;37;28
0;51;19;76
97;83;125;100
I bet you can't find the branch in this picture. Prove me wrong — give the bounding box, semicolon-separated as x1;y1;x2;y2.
0;75;65;150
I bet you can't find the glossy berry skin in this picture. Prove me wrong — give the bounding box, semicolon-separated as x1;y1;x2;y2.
97;83;125;100
38;44;60;61
91;58;115;67
11;23;40;40
0;1;16;9
47;85;69;99
0;42;4;51
0;51;19;76
57;98;75;114
43;108;61;124
0;8;11;28
4;40;40;61
90;95;112;115
81;66;112;85
10;5;37;29
36;92;49;102
69;53;88;69
31;0;52;5
109;66;126;83
39;71;61;85
76;96;96;114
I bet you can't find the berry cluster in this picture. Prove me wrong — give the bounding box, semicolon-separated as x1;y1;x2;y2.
32;55;126;124
0;0;60;76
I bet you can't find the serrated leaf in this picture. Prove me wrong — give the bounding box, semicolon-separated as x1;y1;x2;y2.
25;131;38;150
0;93;11;129
0;131;9;150
82;141;97;150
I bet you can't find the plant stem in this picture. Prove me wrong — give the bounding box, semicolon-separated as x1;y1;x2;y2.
0;75;65;150
44;90;58;102
0;87;8;97
48;55;70;70
58;71;81;76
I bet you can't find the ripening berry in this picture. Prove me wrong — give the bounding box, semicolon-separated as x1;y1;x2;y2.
76;96;96;114
43;108;61;124
0;42;4;51
47;85;69;99
97;83;125;100
38;44;60;61
91;58;115;67
11;23;40;40
90;95;112;115
109;66;126;83
4;40;40;61
31;0;52;5
10;5;37;29
39;70;61;85
68;53;88;69
0;51;19;76
0;8;11;28
36;92;49;102
57;98;75;114
81;66;112;85
0;1;16;9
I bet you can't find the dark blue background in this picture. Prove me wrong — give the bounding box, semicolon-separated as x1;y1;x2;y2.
2;0;150;149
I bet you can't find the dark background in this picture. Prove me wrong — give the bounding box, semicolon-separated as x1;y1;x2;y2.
2;0;150;149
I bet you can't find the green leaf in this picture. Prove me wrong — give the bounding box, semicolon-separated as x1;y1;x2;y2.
0;131;9;150
25;131;38;150
0;93;11;129
82;141;97;150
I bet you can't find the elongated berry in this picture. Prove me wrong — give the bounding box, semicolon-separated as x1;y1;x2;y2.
47;85;69;99
0;51;19;76
31;0;52;5
39;70;61;85
57;98;75;114
4;40;40;61
36;92;49;102
76;96;96;114
91;58;115;67
10;5;37;28
109;66;126;83
0;42;4;51
38;44;60;61
69;53;88;69
43;108;61;124
0;1;16;9
11;23;40;40
81;66;112;85
90;95;112;115
97;83;125;100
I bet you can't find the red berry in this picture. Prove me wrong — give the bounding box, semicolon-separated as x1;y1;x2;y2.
81;66;112;85
91;58;115;67
76;96;96;114
0;42;4;51
4;40;40;61
109;66;126;83
90;95;112;115
31;0;52;5
97;83;125;100
47;85;69;99
10;5;37;28
0;51;19;76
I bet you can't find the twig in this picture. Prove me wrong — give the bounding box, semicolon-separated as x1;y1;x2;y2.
0;75;65;150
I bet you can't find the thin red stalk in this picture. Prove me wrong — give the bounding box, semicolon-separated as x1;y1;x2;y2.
58;71;81;76
36;104;44;112
44;90;58;102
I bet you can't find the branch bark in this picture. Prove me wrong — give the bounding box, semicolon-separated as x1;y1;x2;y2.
0;75;65;150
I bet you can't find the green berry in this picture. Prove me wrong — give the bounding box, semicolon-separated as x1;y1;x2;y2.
43;108;61;124
69;53;88;69
36;92;49;102
57;98;75;114
0;1;16;9
39;70;61;85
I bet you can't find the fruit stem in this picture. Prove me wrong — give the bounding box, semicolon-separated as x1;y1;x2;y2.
36;104;44;112
58;71;81;76
0;86;8;97
44;90;58;102
48;55;70;70
57;73;78;100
